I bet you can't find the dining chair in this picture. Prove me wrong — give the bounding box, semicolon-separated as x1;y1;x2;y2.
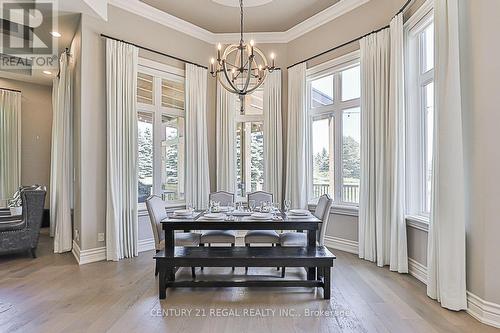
244;191;280;273
146;195;201;278
200;191;237;270
279;194;333;277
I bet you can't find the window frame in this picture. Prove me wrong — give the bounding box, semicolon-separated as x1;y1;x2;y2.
234;88;265;201
306;50;361;208
404;0;434;220
137;58;186;209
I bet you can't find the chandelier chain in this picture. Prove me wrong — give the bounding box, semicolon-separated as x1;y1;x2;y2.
240;0;244;43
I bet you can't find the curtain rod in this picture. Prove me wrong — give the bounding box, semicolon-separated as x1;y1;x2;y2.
0;87;21;93
287;0;414;69
101;34;208;70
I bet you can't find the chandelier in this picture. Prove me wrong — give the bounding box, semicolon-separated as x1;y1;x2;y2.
210;0;276;113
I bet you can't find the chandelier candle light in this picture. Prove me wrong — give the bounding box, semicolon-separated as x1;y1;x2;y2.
210;0;276;113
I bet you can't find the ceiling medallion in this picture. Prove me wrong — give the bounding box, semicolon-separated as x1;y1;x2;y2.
210;0;276;113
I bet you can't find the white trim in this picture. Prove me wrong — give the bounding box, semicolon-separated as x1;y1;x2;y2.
109;0;370;44
404;0;434;30
109;0;215;42
138;237;156;252
72;240;81;264
306;50;361;76
406;215;429;232
467;292;500;329
408;258;427;284
324;235;358;254
405;258;500;329
71;240;106;265
139;58;185;78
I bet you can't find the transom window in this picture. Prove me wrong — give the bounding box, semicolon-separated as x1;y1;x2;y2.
307;51;361;206
405;7;434;218
137;59;185;205
235;89;264;198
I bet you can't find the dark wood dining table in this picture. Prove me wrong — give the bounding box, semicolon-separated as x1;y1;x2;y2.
155;210;336;299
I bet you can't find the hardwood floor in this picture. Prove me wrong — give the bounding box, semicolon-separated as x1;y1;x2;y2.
0;229;497;333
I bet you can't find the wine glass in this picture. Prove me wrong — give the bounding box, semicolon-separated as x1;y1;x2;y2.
272;202;280;219
284;199;291;213
227;202;235;221
187;202;193;214
249;200;256;212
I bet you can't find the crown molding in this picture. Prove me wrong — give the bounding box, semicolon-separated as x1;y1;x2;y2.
108;0;371;44
108;0;215;42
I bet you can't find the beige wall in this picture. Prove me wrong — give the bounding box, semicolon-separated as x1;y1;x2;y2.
72;16;83;247
459;0;500;305
0;78;52;208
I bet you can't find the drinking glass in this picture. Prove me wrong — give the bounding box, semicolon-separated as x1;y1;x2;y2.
227;202;235;221
249;200;256;212
284;199;291;213
187;202;194;214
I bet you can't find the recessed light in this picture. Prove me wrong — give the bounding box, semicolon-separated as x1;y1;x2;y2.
50;31;61;38
43;70;52;75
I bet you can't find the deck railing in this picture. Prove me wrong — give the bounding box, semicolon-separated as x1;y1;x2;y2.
313;183;359;203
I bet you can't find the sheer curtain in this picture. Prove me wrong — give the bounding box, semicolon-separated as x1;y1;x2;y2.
359;25;408;271
51;52;73;253
285;63;307;209
216;79;236;192
0;89;21;207
185;64;210;209
105;39;139;261
389;13;408;273
427;0;467;310
263;70;282;204
359;29;391;264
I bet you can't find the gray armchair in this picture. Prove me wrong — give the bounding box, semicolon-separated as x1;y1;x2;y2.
0;189;46;258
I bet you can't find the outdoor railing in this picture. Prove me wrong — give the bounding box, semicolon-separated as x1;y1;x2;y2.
313;183;360;203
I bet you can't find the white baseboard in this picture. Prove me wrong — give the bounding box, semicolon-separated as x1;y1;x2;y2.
323;235;358;254
467;292;500;328
72;240;106;265
138;238;155;252
408;258;427;284
406;257;500;329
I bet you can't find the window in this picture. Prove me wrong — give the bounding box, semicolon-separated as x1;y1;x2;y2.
405;8;434;217
235;90;264;198
307;51;361;206
137;59;185;204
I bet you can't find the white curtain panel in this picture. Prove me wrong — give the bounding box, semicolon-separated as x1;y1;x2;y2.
0;89;21;207
216;79;236;192
263;70;283;204
105;39;139;261
285;63;308;209
388;13;408;273
359;29;394;266
185;64;210;209
427;0;467;311
51;52;74;253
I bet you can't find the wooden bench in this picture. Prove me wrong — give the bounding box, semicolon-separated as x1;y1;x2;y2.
154;246;336;299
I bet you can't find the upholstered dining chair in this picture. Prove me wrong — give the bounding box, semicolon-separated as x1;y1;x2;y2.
199;191;237;270
200;191;237;247
0;188;46;258
279;194;333;277
244;191;280;273
146;195;201;278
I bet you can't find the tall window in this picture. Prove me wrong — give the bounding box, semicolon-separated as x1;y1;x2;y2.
405;8;434;217
307;52;361;206
137;59;185;204
235;90;264;198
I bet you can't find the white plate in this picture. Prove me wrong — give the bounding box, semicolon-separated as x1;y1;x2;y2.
251;212;273;220
174;209;192;216
289;209;310;216
286;214;311;219
203;213;226;219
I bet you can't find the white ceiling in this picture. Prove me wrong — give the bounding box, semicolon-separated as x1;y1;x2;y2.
141;0;342;33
